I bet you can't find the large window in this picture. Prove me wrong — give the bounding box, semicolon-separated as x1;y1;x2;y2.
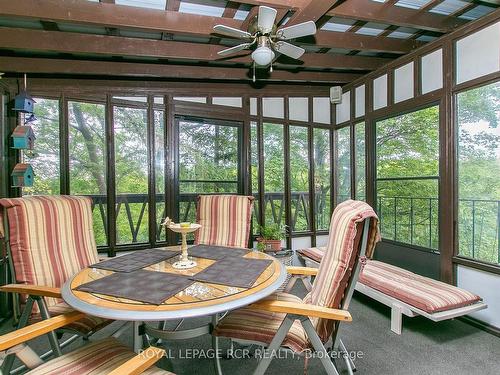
457;81;500;265
263;123;285;226
154;109;166;242
313;128;331;230
250;121;260;234
289;125;310;232
355;122;366;201
114;106;149;245
376;106;439;249
336;126;351;204
23;98;60;195
68;101;107;246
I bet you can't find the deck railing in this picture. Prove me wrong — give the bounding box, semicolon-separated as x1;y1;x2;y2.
86;193;500;263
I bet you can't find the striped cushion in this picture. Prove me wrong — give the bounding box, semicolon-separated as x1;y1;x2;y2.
213;292;310;353
26;337;171;374
194;195;254;249
297;247;326;263
0;196;100;310
309;200;380;342
359;260;481;313
29;301;108;336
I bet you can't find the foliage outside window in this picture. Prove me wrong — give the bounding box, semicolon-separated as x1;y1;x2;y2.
336;126;351;204
289;125;310;232
313;128;331;230
376;106;439;250
23;98;60;195
355;122;366;201
250;121;260;234
68;101;107;246
263;123;285;226
155;110;166;242
457;81;500;265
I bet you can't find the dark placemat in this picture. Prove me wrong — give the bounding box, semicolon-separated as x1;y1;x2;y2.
190;257;273;288
188;245;250;260
76;269;194;305
90;249;178;273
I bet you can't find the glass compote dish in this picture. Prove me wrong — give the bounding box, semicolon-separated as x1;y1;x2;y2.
161;217;201;270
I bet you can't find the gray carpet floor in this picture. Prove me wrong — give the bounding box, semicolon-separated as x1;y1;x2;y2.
1;285;499;375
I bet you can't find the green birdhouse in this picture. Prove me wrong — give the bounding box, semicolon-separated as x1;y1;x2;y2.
11;125;36;150
13;91;35;113
11;163;35;187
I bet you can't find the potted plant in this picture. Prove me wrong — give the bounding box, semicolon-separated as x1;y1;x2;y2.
257;223;286;252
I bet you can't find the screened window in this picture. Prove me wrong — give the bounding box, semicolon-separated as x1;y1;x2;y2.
263;123;285;226
457;81;500;264
23;98;60;195
250;121;260;234
154;109;166;242
376;106;439;249
336;126;351;204
68;101;107;246
355;122;366;201
313;128;331;230
289;125;310;232
114;106;149;245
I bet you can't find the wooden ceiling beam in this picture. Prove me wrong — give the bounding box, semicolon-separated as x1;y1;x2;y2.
287;1;340;24
0;56;362;83
0;0;244;37
0;27;389;70
326;0;467;32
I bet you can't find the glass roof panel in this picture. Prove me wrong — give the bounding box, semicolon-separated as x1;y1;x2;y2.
115;0;166;10
356;22;388;36
120;29;163;39
395;0;430;10
416;34;438;42
58;23;107;35
458;5;496;20
321;17;356;32
0;16;43;29
179;0;227;17
388;27;419;39
234;4;251;20
429;0;469;15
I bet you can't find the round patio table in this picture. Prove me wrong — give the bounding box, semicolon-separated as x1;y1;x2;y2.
61;247;287;368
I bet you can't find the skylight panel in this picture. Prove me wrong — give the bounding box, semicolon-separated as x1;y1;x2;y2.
395;0;430;10
356;22;388;36
356;51;379;57
388;27;419;39
429;0;469;15
58;23;107;35
179;0;227;17
321;17;356;32
458;5;495;20
234;4;251;20
416;34;438;42
328;47;353;55
0;17;43;30
115;0;166;10
370;0;387;3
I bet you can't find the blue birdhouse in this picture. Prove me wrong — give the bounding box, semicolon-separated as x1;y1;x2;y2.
11;163;35;187
11;125;36;150
13;91;36;113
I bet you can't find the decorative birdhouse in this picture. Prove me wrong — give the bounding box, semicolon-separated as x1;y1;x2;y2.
13;91;36;113
11;163;35;187
11;126;36;150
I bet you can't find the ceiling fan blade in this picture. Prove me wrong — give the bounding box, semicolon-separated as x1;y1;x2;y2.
217;43;253;57
258;6;277;34
213;24;252;39
276;20;317;40
274;41;305;60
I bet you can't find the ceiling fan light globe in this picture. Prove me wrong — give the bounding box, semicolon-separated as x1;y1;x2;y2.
251;46;275;66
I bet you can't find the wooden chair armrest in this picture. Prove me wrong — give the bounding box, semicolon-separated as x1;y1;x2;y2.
286;266;318;276
108;346;165;375
0;284;62;299
0;311;85;351
248;300;352;322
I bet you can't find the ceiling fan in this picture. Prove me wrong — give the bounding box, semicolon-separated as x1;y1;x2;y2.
213;6;317;81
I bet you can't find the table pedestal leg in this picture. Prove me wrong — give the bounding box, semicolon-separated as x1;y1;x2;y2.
132;321;143;353
212;313;223;375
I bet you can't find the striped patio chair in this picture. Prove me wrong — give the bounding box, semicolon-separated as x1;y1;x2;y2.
213;200;380;375
0;311;172;375
0;195;111;373
194;194;254;249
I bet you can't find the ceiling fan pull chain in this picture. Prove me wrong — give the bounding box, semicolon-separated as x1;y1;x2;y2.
253;62;256;83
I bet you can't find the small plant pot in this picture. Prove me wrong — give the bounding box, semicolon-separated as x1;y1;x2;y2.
257;237;282;252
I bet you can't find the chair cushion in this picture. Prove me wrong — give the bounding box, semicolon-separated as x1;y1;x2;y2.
297;247;325;263
26;337;171;374
359;260;482;314
29;301;109;336
213;292;310;353
0;196;100;309
194;195;254;249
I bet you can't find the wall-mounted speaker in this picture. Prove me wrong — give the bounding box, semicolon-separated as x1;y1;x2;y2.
330;86;342;104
